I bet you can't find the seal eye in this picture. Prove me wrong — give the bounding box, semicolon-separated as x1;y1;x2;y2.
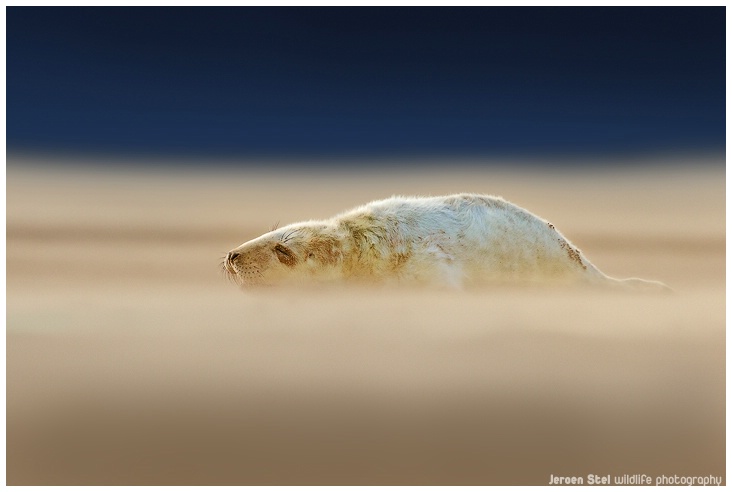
274;244;296;266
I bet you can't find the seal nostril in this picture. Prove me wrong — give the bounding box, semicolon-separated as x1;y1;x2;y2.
228;252;240;262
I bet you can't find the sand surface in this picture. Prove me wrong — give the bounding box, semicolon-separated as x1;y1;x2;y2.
6;156;726;485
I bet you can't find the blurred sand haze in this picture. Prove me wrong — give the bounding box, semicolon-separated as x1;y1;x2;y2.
6;157;725;484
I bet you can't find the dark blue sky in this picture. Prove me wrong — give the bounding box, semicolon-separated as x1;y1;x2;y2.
6;7;726;160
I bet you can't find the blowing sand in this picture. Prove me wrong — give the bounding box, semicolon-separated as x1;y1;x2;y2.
6;156;725;485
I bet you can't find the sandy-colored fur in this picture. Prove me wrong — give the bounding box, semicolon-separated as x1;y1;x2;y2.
224;194;669;291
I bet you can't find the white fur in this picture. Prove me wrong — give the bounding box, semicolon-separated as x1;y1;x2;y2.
224;193;669;291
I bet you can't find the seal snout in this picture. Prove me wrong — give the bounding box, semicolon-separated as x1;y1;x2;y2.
224;251;240;275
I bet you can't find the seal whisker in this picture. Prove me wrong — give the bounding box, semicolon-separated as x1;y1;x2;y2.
282;229;298;244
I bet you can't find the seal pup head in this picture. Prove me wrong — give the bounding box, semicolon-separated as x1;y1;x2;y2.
223;222;343;287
